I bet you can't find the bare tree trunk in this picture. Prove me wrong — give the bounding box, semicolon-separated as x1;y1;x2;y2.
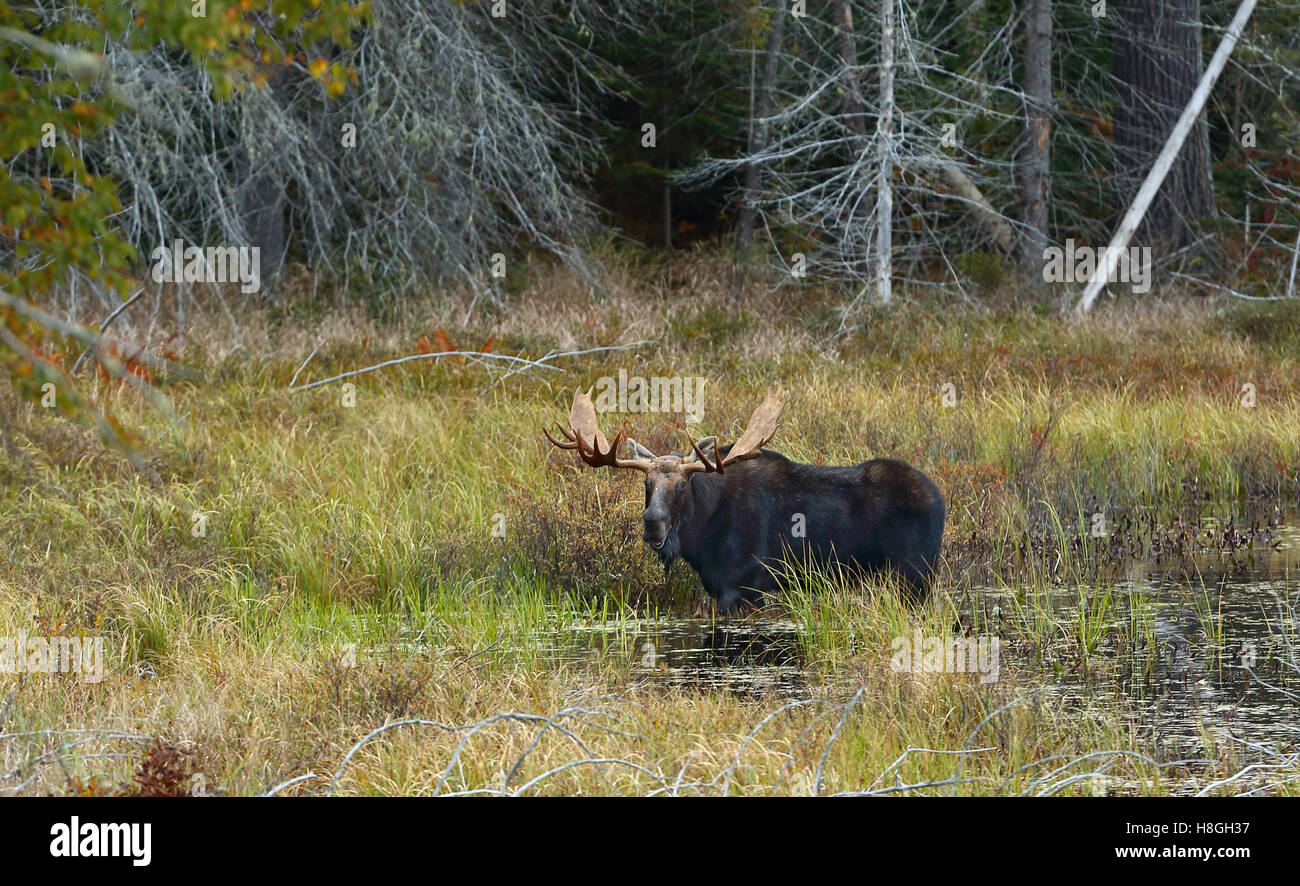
876;0;895;304
1112;0;1215;248
1020;0;1052;265
238;67;290;284
1077;0;1257;313
735;0;786;262
662;174;673;249
238;166;286;279
837;0;867;147
942;163;1017;252
845;0;1011;262
836;0;872;281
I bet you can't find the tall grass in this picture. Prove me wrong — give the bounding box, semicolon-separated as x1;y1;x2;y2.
1;262;1297;795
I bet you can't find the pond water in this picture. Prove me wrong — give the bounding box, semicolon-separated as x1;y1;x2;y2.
531;506;1300;763
541;615;808;697
1029;567;1299;755
1006;512;1300;758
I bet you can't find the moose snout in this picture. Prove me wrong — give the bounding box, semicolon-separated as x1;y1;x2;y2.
642;511;668;548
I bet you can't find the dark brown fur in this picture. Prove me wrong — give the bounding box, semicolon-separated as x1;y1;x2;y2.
642;445;945;612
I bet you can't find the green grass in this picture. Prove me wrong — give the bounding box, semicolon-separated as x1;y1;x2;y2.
1;255;1298;795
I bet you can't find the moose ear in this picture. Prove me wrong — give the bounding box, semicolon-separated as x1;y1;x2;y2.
626;438;657;460
687;436;718;462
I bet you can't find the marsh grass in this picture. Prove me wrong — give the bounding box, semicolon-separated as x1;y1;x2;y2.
2;255;1298;795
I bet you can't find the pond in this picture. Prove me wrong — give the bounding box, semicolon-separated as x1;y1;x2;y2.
530;506;1299;763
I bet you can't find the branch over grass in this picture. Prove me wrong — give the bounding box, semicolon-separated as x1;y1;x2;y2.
287;341;655;393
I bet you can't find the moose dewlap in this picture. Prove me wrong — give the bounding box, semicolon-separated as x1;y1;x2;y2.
545;390;946;613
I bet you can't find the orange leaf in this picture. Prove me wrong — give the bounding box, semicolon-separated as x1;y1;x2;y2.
433;328;463;364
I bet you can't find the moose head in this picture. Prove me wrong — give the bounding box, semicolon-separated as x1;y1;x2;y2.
544;389;782;557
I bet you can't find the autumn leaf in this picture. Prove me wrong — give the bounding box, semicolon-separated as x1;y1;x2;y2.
433;328;463;364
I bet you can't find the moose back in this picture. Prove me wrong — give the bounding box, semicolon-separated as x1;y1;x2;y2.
545;390;945;613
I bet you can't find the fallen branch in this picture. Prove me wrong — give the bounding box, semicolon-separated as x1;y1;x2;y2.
941;161;1017;253
70;288;145;375
0;288;191;378
489;341;658;388
720;698;822;797
510;758;668;796
813;685;867;795
288;338;325;390
1287;228;1299;299
261;772;320;797
288;341;655;393
328;719;458;795
832;776;985;796
869;745;998;792
1;728;154;795
1169;271;1294;301
950;687;1052;795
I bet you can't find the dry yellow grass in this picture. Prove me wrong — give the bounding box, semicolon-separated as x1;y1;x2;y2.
2;254;1297;795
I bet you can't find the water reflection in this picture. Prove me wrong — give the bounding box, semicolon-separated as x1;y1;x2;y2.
546;618;806;698
535;507;1298;757
995;529;1300;755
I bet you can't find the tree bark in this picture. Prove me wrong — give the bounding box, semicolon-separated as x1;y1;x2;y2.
943;162;1017;253
237;66;290;282
1020;0;1052;264
876;0;895;304
663;174;673;249
837;0;867;148
1111;0;1215;248
735;0;786;262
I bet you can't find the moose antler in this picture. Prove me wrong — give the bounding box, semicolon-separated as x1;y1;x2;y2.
543;387;654;472
684;391;782;474
545;388;782;475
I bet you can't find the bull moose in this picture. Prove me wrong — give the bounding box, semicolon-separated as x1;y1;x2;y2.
544;390;945;613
